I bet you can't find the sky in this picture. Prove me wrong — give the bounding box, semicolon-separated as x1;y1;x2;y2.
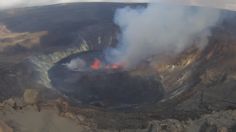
0;0;147;9
1;0;236;10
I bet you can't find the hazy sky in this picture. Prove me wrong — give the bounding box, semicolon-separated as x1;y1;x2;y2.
1;0;236;10
0;0;148;9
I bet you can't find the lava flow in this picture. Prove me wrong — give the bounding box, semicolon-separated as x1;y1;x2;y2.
90;58;123;71
105;63;123;70
90;58;101;70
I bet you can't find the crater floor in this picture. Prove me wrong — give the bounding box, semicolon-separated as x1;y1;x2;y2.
49;51;165;108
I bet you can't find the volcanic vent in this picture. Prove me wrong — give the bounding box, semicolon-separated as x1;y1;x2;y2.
49;50;165;108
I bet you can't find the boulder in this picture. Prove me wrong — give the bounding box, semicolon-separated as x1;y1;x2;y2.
0;121;13;132
23;89;39;105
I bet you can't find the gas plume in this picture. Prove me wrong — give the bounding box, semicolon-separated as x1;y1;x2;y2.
106;3;220;68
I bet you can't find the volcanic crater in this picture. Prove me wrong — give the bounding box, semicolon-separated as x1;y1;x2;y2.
49;50;165;108
1;3;236;131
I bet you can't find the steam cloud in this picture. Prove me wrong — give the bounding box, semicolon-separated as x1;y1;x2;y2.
64;57;86;71
106;3;220;68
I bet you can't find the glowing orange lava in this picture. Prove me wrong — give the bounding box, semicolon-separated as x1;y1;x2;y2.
90;58;101;70
90;58;123;70
111;64;123;69
105;63;123;70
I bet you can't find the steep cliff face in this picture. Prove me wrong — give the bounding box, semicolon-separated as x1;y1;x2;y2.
28;43;89;88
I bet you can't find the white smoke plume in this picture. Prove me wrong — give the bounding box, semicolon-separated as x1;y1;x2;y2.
63;57;86;71
106;3;220;68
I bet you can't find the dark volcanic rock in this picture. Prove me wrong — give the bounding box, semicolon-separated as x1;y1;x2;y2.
49;51;164;108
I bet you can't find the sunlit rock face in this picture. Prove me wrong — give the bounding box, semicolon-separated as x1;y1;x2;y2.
48;50;165;108
28;44;89;88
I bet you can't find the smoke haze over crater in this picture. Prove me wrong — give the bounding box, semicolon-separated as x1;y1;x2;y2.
106;3;220;68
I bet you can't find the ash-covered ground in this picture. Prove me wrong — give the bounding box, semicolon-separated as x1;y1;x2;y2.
0;3;236;132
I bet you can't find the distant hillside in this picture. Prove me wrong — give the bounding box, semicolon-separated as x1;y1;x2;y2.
0;3;145;52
